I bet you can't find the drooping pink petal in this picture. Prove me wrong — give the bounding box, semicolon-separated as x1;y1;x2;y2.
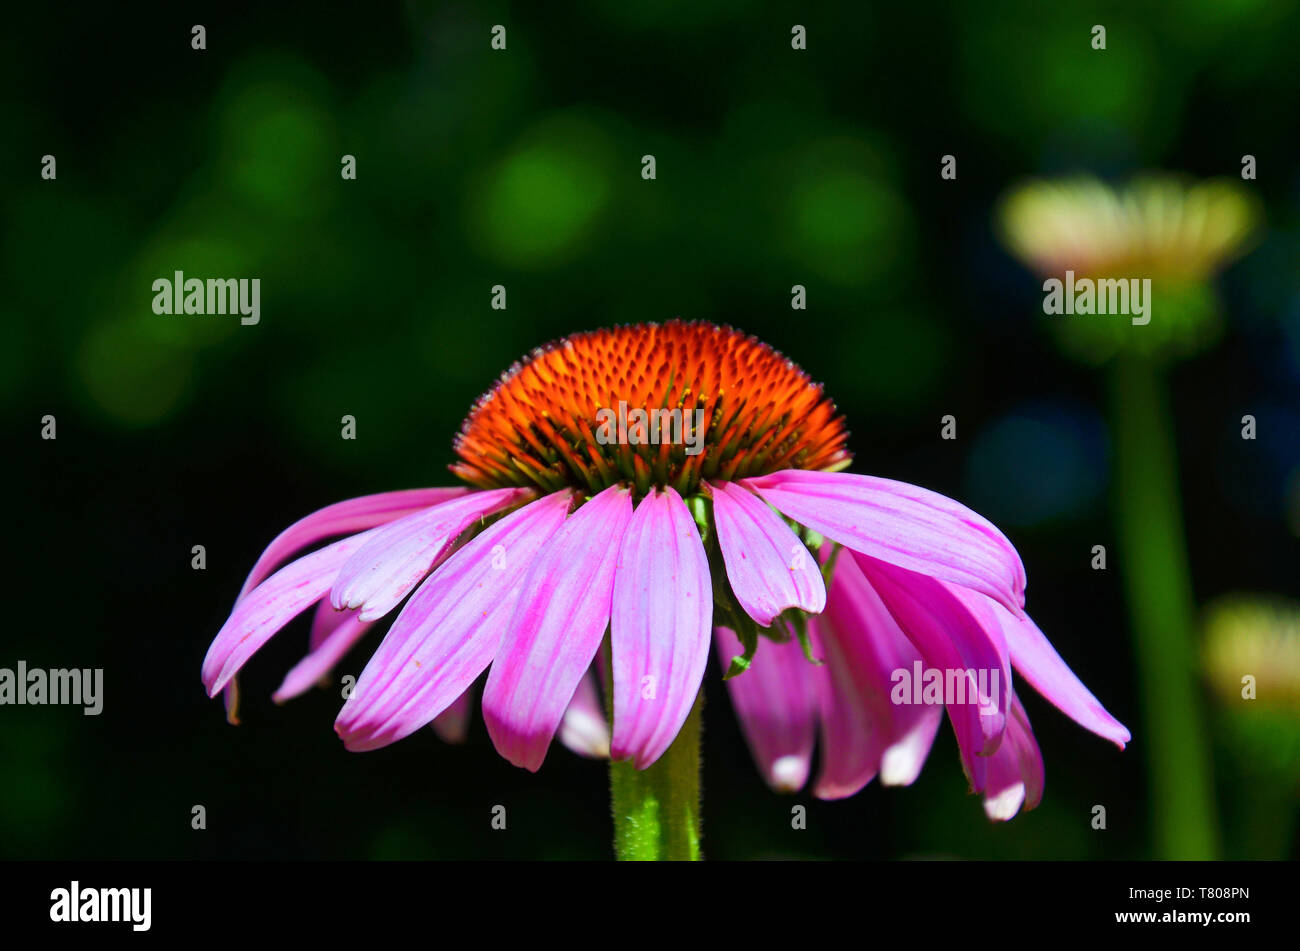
813;553;942;798
335;490;572;752
308;597;358;650
610;487;713;768
809;613;884;799
743;469;1027;615
709;480;825;627
238;488;469;599
483;485;634;772
878;703;945;789
942;577;1015;726
557;669;611;759
854;554;1009;793
331;486;532;622
203;525;385;697
991;599;1130;748
983;694;1045;821
431;688;474;744
716;626;816;793
272;604;373;704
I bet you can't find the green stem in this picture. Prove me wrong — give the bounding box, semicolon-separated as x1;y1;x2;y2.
1233;775;1296;860
1111;354;1218;859
609;691;703;861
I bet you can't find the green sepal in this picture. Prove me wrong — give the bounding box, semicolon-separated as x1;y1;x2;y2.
722;606;760;680
819;541;843;590
783;609;823;666
688;493;712;547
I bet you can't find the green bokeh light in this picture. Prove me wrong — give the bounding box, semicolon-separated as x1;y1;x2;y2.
467;118;613;268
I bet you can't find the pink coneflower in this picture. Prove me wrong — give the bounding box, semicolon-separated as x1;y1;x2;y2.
203;320;1127;833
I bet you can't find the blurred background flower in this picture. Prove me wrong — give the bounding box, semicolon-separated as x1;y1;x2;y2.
1203;594;1300;858
996;172;1263;859
998;174;1260;363
1205;594;1300;713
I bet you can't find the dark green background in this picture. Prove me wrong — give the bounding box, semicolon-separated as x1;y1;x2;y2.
3;0;1298;859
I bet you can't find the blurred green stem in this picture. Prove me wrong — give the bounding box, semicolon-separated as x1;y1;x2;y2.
609;691;703;861
1235;777;1296;859
1112;354;1218;859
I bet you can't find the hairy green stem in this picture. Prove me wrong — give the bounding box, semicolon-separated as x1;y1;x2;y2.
1112;354;1218;859
609;691;703;861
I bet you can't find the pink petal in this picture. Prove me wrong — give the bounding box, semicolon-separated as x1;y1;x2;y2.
610;487;713;768
991;599;1130;748
431;689;474;744
809;613;882;798
709;480;826;627
854;554;1010;793
309;597;354;650
273;604;373;703
483;485;634;772
812;554;942;799
203;526;384;696
716;626;816;793
331;486;531;621
238;488;469;599
878;705;945;789
983;694;1045;821
743;469;1027;615
942;578;1015;724
335;490;572;752
557;669;611;759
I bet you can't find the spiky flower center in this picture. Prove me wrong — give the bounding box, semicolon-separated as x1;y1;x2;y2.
451;320;851;497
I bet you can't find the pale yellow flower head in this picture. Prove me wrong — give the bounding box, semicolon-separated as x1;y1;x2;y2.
1204;594;1300;712
1202;594;1300;782
997;174;1261;363
1001;175;1259;281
